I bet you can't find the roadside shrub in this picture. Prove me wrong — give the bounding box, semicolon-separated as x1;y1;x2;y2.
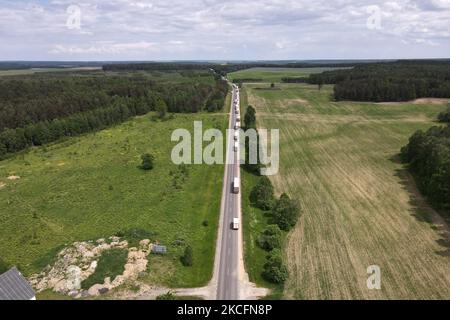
271;193;301;231
181;245;193;267
257;225;282;251
140;153;155;170
156;291;177;300
250;176;275;210
261;249;288;284
244;105;256;130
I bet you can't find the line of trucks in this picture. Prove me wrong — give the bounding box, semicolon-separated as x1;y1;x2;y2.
232;84;240;230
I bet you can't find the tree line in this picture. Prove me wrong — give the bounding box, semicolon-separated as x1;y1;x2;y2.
242;105;301;284
249;176;301;284
102;62;363;78
400;119;450;210
232;78;263;84
281;77;308;83
242;105;260;175
307;60;450;102
0;73;228;158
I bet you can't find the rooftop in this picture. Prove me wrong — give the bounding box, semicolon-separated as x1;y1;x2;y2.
0;267;36;300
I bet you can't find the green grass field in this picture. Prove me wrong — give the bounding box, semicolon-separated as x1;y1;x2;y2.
228;67;349;83
236;76;450;299
0;109;228;288
0;67;102;77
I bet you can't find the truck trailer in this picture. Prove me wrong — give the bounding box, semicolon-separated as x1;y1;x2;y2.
232;217;240;230
233;177;240;194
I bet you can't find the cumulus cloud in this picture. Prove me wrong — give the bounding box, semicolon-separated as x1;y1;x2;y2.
49;41;156;54
0;0;449;60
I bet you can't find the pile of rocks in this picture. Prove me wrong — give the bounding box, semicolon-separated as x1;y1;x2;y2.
29;237;153;298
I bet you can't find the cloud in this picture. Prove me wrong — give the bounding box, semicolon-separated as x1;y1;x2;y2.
0;0;449;60
49;41;156;55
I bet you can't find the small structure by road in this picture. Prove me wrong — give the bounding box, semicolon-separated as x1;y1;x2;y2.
152;245;167;254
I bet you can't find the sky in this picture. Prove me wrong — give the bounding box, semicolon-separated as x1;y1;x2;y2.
0;0;449;61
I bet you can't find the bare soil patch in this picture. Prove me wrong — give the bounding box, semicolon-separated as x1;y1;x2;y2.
378;98;450;106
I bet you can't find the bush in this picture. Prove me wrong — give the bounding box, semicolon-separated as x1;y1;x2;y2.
437;106;450;123
140;153;155;170
262;249;288;284
250;176;275;210
244;106;256;130
81;248;128;289
257;225;282;251
156;291;177;300
155;96;168;119
271;193;301;231
181;245;193;266
116;228;155;248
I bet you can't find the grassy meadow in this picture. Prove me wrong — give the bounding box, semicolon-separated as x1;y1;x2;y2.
228;67;348;83
0;108;228;288
232;67;450;299
0;67;102;77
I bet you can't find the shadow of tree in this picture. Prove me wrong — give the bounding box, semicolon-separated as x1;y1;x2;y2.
390;154;450;258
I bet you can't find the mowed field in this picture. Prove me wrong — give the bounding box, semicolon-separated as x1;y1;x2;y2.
0;110;228;288
228;67;348;83
0;67;102;77
241;79;450;299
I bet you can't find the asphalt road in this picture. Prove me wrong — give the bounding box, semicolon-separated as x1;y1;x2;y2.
216;84;241;300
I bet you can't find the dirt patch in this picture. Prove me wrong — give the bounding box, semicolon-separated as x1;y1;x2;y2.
0;182;5;189
7;175;20;180
29;237;153;299
378;98;450;106
282;98;309;106
413;98;450;105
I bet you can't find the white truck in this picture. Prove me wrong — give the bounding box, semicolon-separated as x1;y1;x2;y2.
232;217;240;230
233;177;240;194
234;141;239;152
234;131;239;141
235;121;240;130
